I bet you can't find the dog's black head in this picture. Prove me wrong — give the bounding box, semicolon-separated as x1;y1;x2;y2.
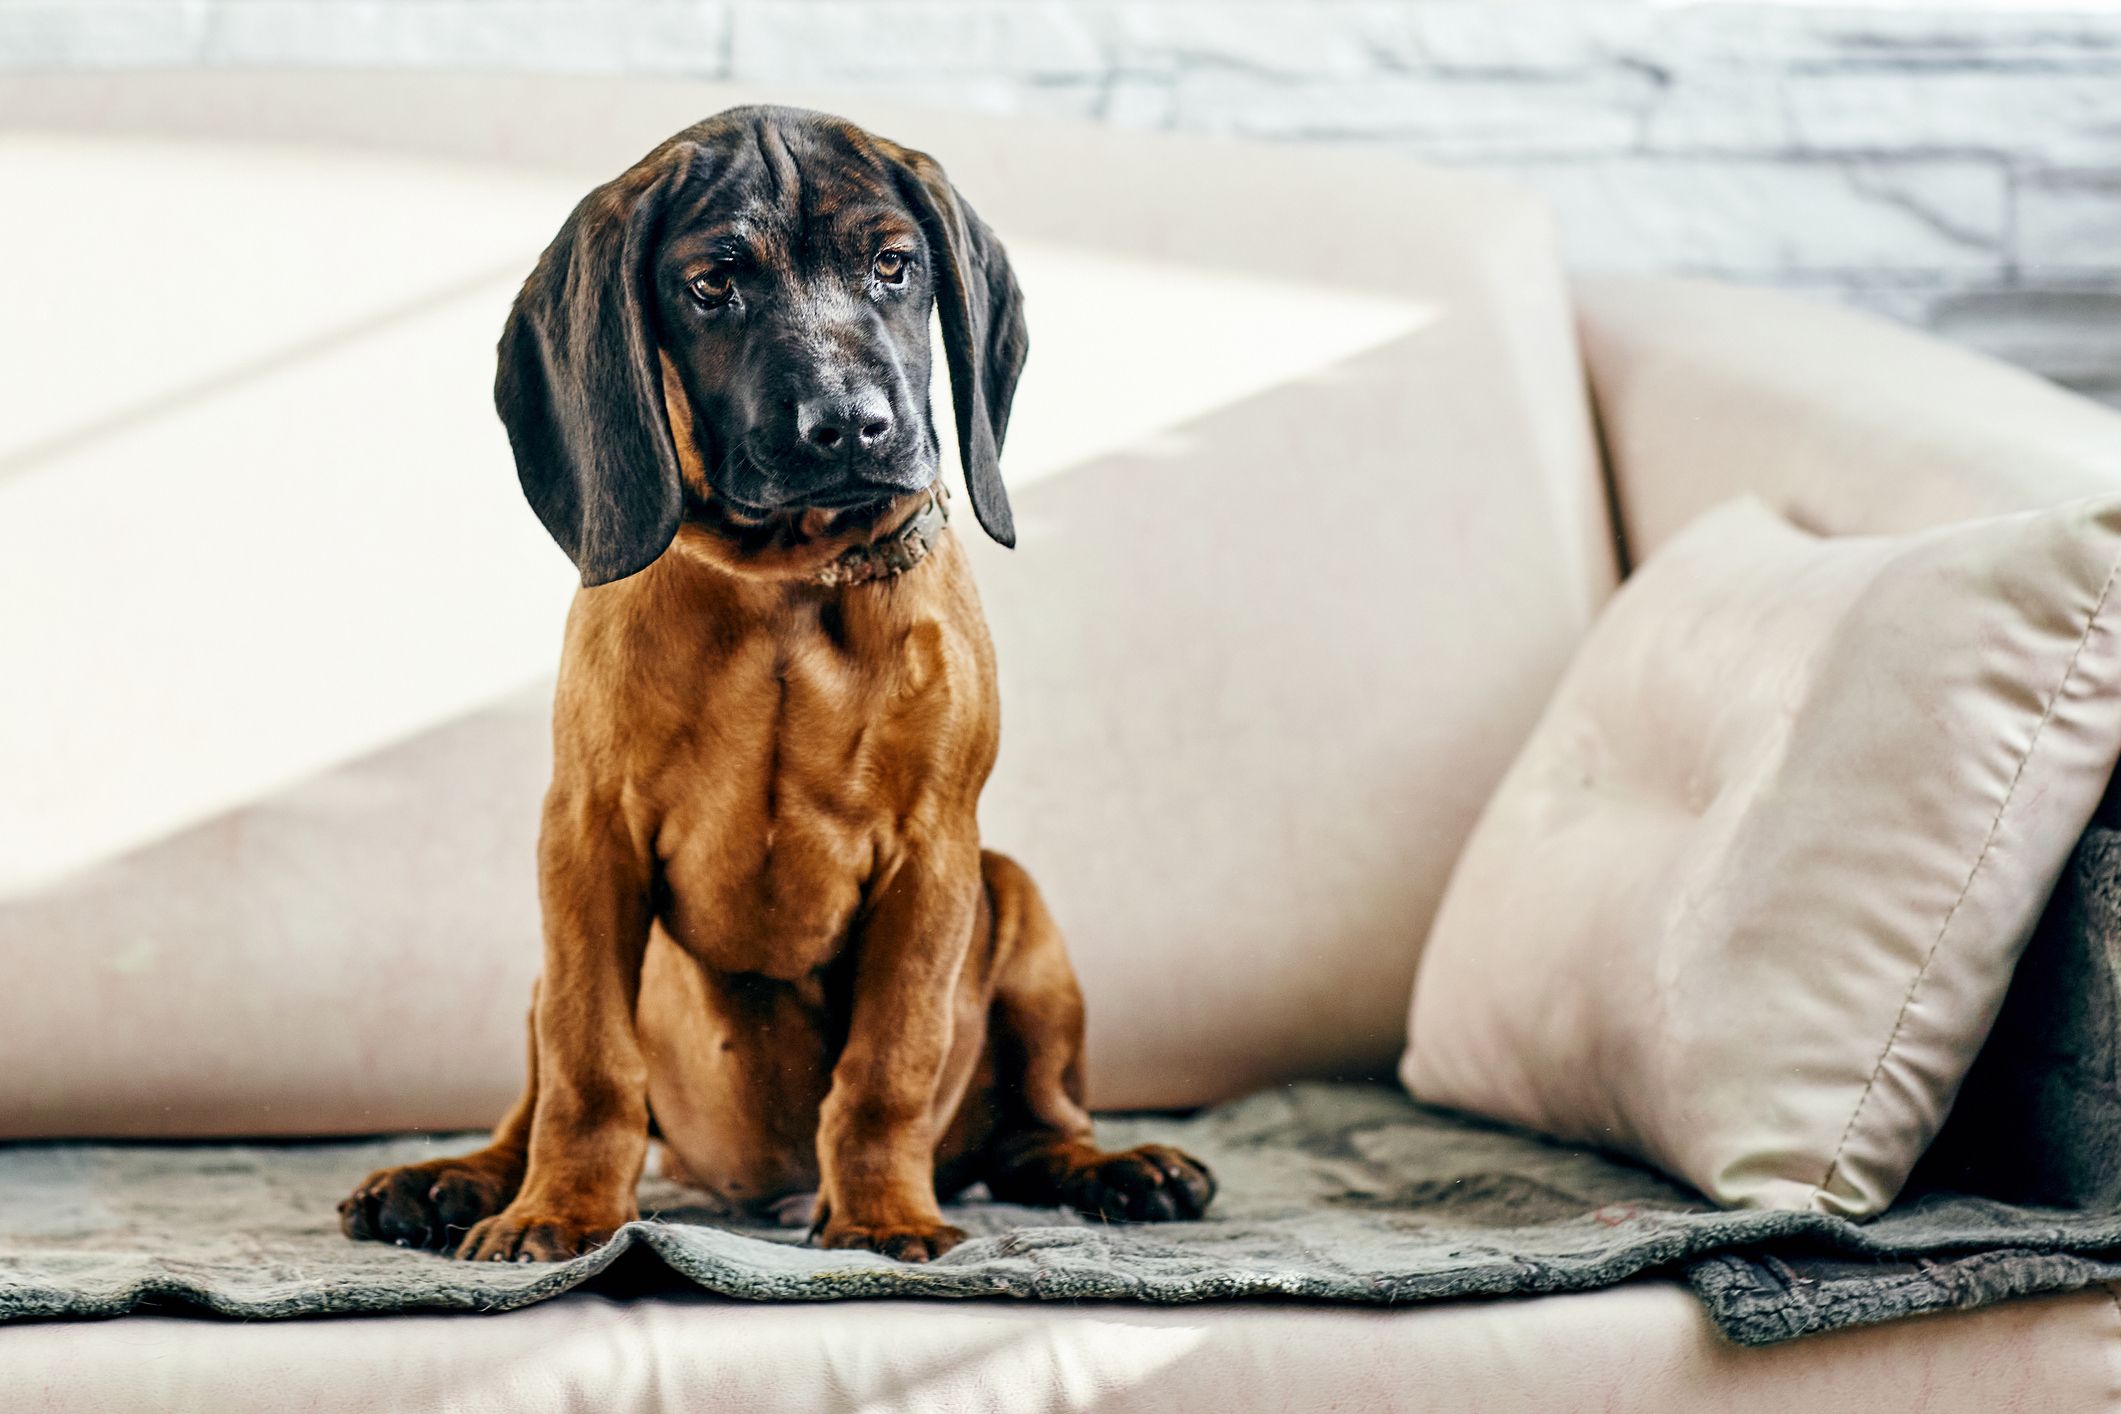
496;106;1027;586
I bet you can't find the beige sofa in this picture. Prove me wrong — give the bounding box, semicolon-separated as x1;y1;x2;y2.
6;73;2121;1411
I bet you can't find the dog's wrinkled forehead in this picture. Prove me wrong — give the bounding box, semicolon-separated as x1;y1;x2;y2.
661;113;917;272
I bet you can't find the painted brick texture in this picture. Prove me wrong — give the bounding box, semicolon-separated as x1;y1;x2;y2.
8;1;2121;399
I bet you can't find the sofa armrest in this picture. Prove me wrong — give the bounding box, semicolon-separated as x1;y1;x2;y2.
1576;275;2121;564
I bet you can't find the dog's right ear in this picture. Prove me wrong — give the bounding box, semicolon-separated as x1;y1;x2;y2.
495;145;697;587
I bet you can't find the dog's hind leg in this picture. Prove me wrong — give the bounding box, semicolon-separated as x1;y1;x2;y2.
338;986;536;1251
967;852;1216;1223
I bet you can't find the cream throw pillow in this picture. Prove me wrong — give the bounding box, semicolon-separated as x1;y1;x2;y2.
1402;496;2121;1215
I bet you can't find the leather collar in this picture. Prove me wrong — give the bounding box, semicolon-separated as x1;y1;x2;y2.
813;483;950;588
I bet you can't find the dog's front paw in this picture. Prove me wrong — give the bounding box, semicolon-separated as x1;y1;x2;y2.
340;1153;522;1251
455;1202;629;1263
814;1210;968;1263
1065;1144;1217;1223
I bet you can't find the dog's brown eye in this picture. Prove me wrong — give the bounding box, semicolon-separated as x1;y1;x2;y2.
689;268;735;307
873;251;911;285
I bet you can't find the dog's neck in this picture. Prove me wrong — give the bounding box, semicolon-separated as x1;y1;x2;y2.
809;483;950;588
662;480;953;592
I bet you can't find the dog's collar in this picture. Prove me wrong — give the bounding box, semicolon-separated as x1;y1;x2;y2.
813;483;950;588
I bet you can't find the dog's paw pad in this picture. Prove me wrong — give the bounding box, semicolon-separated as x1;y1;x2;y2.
339;1157;520;1251
455;1209;623;1263
816;1219;968;1263
1071;1144;1216;1223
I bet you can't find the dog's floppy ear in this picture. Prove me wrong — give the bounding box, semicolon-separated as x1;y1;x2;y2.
495;146;696;586
885;147;1028;548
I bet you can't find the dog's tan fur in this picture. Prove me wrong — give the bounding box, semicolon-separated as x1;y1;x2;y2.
339;112;1212;1263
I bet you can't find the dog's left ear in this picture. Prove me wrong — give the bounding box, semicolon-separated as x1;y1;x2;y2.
884;147;1028;549
495;144;698;587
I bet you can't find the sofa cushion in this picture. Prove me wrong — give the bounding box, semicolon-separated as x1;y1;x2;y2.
0;75;1614;1134
1405;496;2121;1214
3;1282;2115;1414
1576;275;2121;560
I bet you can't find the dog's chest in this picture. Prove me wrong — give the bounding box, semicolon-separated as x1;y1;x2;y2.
651;604;988;978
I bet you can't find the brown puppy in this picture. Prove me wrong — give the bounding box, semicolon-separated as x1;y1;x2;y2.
339;107;1214;1263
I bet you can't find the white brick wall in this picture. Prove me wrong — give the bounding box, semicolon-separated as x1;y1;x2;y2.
9;1;2121;401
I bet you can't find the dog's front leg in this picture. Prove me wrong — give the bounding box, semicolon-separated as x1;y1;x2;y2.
458;801;653;1262
813;842;981;1262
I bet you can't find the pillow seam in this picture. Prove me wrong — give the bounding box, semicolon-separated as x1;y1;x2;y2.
1813;549;2121;1207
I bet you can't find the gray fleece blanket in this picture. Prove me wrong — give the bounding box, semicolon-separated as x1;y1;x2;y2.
9;828;2121;1347
4;1082;2121;1347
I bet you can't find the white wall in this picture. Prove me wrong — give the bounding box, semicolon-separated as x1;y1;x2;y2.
9;1;2121;401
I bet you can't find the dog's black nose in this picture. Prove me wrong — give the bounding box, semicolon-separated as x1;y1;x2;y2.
797;392;894;458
